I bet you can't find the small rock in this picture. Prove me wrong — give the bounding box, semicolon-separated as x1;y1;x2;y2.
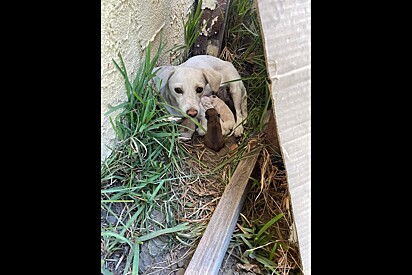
106;216;116;224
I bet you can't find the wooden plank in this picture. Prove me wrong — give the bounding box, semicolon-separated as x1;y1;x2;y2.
184;145;262;275
191;0;231;57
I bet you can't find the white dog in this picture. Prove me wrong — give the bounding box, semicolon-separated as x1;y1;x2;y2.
152;55;247;138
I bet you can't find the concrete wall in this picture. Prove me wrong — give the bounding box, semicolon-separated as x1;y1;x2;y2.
101;0;194;162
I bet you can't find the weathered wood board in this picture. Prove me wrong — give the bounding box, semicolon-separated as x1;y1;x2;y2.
184;145;262;275
191;0;231;57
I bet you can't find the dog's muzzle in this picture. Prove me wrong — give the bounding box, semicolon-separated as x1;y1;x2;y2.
186;108;198;117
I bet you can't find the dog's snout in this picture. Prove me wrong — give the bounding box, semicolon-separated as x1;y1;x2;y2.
186;108;198;117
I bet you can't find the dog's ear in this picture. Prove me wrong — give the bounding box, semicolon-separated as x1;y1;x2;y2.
153;66;175;91
202;68;221;93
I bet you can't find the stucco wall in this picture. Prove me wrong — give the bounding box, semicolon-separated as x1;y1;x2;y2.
101;0;194;162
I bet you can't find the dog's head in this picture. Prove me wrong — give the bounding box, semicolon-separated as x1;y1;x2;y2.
159;66;221;118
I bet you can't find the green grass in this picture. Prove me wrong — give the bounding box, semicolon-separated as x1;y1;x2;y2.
232;213;285;275
101;0;301;273
223;0;271;133
101;43;193;275
101;3;213;271
220;0;303;274
170;0;206;61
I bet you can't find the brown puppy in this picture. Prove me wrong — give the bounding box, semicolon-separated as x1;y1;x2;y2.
204;108;225;152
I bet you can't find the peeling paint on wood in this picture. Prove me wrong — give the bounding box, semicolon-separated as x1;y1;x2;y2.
191;0;231;57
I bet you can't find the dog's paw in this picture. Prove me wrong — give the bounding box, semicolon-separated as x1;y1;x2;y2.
179;130;194;140
197;127;206;136
178;136;192;142
233;124;244;137
221;127;232;136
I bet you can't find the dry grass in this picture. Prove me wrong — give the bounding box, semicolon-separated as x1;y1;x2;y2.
241;145;303;274
167;126;304;275
141;115;304;275
102;0;305;273
172;135;244;240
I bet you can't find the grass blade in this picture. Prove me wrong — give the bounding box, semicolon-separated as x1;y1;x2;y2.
255;255;278;273
122;248;134;275
149;180;164;202
137;223;190;243
255;213;284;241
131;243;140;275
119;205;146;236
101;231;133;248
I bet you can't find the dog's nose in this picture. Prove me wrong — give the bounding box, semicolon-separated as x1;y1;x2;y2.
186;109;198;117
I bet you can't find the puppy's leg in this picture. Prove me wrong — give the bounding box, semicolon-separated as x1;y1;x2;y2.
220;120;233;136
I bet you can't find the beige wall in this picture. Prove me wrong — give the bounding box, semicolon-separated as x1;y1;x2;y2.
101;0;194;162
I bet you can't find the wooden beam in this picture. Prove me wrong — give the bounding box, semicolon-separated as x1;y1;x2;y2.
184;145;262;275
191;0;231;57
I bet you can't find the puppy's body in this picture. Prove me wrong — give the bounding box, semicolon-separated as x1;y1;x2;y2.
204;108;224;152
209;95;235;136
215;85;236;121
198;96;214;136
198;95;235;136
152;55;247;139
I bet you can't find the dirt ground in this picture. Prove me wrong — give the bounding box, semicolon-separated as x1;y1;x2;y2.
101;112;303;275
134;133;265;275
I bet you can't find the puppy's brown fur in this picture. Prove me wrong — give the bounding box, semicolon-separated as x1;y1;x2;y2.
204;108;224;152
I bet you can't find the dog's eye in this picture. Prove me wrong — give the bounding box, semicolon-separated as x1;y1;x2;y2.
174;87;183;94
196;87;203;93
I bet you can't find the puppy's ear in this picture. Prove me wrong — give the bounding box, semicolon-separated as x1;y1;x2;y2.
202;68;221;93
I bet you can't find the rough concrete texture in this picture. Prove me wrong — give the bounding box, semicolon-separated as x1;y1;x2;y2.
101;0;194;162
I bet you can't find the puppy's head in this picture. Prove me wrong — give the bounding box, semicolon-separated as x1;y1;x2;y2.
167;67;221;118
205;108;220;121
200;95;214;110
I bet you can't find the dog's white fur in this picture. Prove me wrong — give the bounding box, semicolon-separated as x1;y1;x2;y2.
199;95;235;136
153;55;247;138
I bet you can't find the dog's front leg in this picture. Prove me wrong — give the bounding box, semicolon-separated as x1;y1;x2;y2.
196;116;208;136
179;118;196;140
231;92;245;137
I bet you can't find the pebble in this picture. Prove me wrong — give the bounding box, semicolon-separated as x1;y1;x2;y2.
106;216;117;224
